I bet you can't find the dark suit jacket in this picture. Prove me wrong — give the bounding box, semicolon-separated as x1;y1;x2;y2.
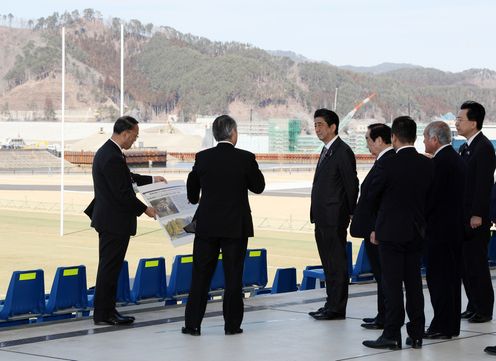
86;139;152;236
368;147;434;243
186;142;265;239
426;146;467;243
490;183;496;223
462;132;496;227
310;136;359;227
350;148;395;238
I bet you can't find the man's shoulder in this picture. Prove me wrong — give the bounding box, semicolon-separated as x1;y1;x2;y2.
468;133;495;161
476;132;494;150
416;152;433;167
335;137;353;151
196;146;255;160
438;146;461;161
377;149;395;164
234;147;255;158
95;140;117;159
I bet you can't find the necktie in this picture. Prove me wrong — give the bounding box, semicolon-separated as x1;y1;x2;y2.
317;147;327;167
459;143;469;160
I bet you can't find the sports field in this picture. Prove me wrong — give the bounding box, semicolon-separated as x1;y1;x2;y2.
0;171;366;297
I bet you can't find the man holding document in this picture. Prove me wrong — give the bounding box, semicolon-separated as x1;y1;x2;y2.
85;116;165;326
182;115;265;336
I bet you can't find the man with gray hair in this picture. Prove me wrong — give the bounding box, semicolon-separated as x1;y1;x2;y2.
182;115;265;336
423;120;467;339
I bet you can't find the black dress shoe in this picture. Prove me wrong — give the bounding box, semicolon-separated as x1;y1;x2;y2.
468;313;492;323
94;314;134;326
362;316;377;323
181;326;201;336
311;311;345;320
363;336;401;350
484;346;496;355
114;310;135;321
308;307;327;316
423;330;452;339
461;310;475;319
361;322;384;330
406;337;422;349
225;328;243;335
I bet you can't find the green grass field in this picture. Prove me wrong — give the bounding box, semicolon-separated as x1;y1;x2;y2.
0;208;363;297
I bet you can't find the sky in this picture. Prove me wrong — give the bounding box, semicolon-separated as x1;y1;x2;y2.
2;0;495;72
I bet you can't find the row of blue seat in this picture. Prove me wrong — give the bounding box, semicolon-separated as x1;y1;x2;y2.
301;233;496;291
9;234;467;327
0;249;268;325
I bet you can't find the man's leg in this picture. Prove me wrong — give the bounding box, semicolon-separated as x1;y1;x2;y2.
93;232;129;321
220;237;248;332
404;241;425;341
365;239;385;323
184;237;220;329
379;242;405;341
315;224;348;315
463;227;494;318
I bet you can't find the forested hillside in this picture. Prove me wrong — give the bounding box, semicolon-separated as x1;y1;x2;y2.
1;9;496;122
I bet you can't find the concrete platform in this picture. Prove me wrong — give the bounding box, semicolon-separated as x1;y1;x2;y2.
1;279;496;361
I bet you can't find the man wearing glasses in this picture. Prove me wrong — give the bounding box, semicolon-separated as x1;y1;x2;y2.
86;115;165;326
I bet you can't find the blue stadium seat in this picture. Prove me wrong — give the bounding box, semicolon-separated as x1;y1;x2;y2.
210;254;225;291
300;242;353;290
301;268;326;287
351;240;374;282
0;269;45;320
300;265;324;290
271;268;298;294
46;265;89;314
167;255;194;299
131;257;167;303
242;249;268;288
346;241;353;277
116;260;132;304
489;231;496;266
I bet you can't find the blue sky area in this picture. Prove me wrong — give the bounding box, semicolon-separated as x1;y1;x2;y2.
2;0;494;72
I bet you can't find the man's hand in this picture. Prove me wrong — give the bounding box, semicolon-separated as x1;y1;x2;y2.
154;176;167;183
470;216;482;229
370;231;379;245
144;207;157;218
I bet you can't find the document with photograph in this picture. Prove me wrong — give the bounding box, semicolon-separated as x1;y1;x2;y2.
137;180;197;247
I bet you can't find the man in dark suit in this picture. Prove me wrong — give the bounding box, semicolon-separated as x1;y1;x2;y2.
86;116;165;326
455;101;495;327
182;115;265;336
422;121;466;339
308;108;359;321
350;123;394;330
363;116;434;350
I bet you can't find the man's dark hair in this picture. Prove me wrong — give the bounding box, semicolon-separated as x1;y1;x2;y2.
368;123;391;144
392;116;417;143
314;108;339;134
461;101;485;130
212;115;237;142
113;116;138;134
